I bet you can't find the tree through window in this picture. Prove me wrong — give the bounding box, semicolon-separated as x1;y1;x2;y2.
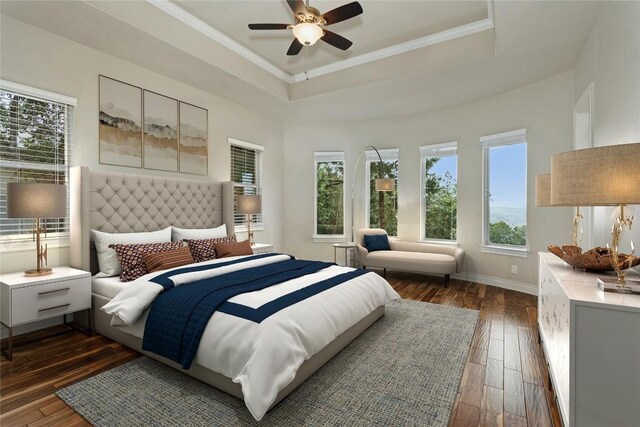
421;142;457;241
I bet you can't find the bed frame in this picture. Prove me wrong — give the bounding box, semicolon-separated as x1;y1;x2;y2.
69;166;384;411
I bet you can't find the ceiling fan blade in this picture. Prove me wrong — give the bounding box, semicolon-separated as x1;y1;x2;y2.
248;23;291;30
287;38;304;56
287;0;307;17
321;1;363;25
321;30;353;51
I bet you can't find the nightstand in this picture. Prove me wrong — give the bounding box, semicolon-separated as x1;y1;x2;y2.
251;243;274;254
0;267;91;360
333;242;358;267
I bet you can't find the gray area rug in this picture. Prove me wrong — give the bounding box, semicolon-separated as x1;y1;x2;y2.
57;299;478;426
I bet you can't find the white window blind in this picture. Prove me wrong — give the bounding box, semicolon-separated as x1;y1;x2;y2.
0;84;75;242
228;138;263;229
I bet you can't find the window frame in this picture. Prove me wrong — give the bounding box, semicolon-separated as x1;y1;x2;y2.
480;128;529;257
0;81;76;251
420;141;458;244
228;137;264;233
313;151;346;243
364;148;399;236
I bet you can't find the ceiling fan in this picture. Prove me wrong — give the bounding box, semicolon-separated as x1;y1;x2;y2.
248;0;363;56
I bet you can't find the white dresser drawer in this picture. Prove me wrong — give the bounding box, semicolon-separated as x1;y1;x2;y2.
11;277;90;325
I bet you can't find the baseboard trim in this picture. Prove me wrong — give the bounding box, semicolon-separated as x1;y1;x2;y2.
453;272;538;296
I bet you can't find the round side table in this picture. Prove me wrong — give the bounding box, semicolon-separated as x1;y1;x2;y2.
333;242;358;267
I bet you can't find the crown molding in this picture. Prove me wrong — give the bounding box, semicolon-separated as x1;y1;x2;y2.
147;0;295;83
291;16;494;83
148;0;495;85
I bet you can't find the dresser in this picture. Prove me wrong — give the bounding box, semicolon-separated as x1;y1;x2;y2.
0;267;91;360
538;253;640;427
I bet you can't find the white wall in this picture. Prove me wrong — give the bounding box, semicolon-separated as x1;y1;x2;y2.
0;16;285;274
283;72;575;292
573;0;640;250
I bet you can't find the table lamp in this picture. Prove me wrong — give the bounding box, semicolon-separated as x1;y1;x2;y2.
536;173;583;246
236;194;261;245
7;183;67;276
551;143;640;292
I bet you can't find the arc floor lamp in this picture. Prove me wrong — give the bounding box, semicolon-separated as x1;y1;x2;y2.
350;146;395;242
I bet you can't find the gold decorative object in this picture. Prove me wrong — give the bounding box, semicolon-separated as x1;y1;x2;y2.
6;183;67;276
548;244;640;272
551;143;640;292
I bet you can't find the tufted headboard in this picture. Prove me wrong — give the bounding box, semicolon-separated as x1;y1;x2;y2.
70;166;223;275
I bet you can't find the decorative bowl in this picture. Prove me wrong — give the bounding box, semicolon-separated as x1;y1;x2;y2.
548;245;640;272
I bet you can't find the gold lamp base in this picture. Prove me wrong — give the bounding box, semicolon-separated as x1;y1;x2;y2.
25;267;52;277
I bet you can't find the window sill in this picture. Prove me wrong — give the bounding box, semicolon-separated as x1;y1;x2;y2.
480;244;529;258
419;239;459;247
312;235;347;243
0;238;70;253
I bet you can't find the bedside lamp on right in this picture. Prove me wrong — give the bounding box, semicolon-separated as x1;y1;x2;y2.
551;143;640;293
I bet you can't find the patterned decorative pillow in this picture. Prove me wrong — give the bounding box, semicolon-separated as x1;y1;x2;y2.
185;235;237;262
110;241;183;282
214;239;253;258
143;246;194;273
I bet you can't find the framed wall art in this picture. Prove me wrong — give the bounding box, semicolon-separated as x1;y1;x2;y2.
143;90;178;172
99;75;143;168
179;101;208;175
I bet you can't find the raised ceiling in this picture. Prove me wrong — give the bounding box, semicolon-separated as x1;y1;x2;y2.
173;0;489;75
0;1;603;122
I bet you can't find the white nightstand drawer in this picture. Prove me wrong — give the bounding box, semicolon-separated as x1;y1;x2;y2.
251;243;274;255
11;278;91;325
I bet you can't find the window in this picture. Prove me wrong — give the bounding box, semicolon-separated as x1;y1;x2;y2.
365;148;398;236
421;142;457;241
481;129;528;256
313;152;345;241
228;138;263;230
0;82;76;244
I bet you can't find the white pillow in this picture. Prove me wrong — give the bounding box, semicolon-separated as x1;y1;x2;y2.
171;224;227;242
91;227;171;278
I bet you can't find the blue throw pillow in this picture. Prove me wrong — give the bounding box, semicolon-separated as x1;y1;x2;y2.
364;234;390;252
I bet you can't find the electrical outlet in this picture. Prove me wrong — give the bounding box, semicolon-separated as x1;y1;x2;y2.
511;265;518;274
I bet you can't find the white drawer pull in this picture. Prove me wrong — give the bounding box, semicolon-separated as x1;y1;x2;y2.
38;303;70;313
38;287;70;296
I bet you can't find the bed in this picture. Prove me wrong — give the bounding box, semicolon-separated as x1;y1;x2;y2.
69;167;398;420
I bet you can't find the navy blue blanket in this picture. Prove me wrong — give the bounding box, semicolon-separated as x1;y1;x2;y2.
142;258;335;369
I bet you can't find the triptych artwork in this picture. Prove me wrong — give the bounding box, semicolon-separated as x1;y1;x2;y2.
98;75;208;175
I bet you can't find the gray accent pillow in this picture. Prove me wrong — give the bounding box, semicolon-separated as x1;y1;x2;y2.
91;227;171;278
171;225;226;242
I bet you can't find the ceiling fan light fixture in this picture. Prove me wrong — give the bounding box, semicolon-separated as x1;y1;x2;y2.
292;22;323;45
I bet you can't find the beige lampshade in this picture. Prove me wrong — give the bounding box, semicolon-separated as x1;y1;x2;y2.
7;183;67;218
551;143;640;206
236;195;262;215
375;178;395;192
535;174;551;207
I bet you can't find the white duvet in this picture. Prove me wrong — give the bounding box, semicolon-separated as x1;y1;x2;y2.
102;254;399;420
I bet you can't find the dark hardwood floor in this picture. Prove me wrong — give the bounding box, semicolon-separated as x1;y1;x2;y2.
1;272;559;426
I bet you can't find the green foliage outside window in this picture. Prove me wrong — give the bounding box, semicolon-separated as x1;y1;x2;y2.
424;157;457;240
0;92;65;169
369;160;398;236
489;221;527;246
316;161;344;235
